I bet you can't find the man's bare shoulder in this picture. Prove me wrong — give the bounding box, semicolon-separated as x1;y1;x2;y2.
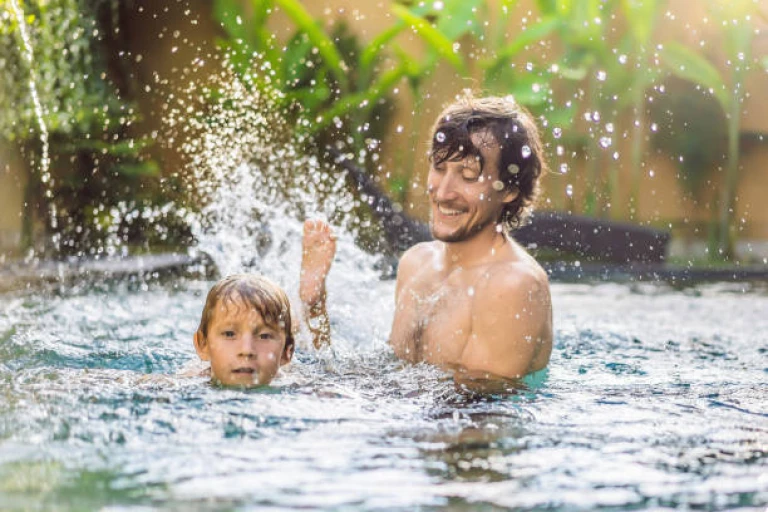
398;241;440;278
477;255;550;306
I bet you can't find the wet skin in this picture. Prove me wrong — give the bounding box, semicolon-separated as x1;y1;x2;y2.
194;302;292;387
389;131;553;380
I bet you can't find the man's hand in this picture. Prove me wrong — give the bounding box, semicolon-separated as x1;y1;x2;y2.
300;219;336;348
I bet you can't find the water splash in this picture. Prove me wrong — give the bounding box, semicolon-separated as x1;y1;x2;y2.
167;59;362;279
164;58;387;341
8;0;55;229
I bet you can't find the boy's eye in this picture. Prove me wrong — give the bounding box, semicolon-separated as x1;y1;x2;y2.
259;332;276;340
222;330;236;338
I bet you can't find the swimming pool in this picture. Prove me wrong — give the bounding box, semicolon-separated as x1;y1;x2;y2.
1;253;766;510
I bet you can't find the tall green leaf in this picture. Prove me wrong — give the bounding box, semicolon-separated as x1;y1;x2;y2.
274;0;349;92
433;0;484;40
486;17;559;75
391;4;466;73
661;42;729;109
311;62;409;133
621;0;657;46
360;23;405;84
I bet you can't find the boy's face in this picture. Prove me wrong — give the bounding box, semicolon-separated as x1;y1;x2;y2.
194;299;293;387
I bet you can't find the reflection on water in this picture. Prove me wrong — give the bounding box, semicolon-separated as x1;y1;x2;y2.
0;274;766;510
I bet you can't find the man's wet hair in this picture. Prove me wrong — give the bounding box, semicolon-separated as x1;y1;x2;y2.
430;93;546;231
197;274;294;353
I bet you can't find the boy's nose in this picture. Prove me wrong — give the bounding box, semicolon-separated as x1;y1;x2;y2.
238;334;257;357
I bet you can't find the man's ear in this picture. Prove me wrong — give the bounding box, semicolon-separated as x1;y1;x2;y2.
280;338;295;366
502;186;519;204
194;330;210;361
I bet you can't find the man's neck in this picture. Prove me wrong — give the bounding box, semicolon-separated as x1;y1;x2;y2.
441;225;507;270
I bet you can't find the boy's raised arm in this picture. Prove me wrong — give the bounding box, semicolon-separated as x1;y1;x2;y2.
299;219;336;348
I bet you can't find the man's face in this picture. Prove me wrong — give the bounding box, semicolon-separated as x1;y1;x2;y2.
427;131;516;243
194;299;292;387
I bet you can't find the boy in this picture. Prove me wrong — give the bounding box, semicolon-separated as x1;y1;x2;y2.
192;219;336;386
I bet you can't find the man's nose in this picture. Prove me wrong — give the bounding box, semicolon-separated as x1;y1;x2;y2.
431;172;458;201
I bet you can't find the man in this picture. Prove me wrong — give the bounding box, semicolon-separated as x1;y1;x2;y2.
388;94;552;381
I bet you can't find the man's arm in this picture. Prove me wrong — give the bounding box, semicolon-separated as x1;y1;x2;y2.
299;219;336;348
459;267;552;379
389;243;430;361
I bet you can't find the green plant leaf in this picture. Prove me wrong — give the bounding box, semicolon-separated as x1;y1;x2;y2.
280;31;314;86
434;0;484;40
311;62;409;133
534;0;558;16
115;161;161;178
360;22;406;84
274;0;349;92
621;0;658;46
391;4;466;74
58;138;152;156
558;65;588;81
660;41;729;109
213;0;249;46
486;17;559;76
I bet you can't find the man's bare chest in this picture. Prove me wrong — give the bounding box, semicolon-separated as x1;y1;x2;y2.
395;270;482;363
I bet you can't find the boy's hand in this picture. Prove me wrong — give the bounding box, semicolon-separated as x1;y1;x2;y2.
299;219;336;308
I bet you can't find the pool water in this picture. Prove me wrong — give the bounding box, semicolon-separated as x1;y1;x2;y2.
1;256;766;511
2;188;768;512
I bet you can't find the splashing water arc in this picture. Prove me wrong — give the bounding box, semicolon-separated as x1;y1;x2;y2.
8;0;55;228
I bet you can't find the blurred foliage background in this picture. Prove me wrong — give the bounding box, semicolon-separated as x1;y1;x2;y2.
1;0;767;261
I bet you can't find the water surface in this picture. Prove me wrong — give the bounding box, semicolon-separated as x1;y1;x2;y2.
0;277;766;510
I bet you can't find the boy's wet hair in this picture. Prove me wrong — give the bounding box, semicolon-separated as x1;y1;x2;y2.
430;93;546;231
197;274;294;353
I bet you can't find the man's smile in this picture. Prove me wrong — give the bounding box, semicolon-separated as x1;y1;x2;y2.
436;204;465;216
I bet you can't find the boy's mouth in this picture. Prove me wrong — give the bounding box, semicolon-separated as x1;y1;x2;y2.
232;367;256;375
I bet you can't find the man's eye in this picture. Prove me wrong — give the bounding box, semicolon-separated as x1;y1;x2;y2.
462;168;480;181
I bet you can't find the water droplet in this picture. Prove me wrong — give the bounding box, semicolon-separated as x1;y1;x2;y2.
532;83;541;93
566;184;574;197
559;163;568;174
452;42;461;53
467;286;475;297
553;127;562;139
618;54;628;64
596;70;607;81
436;131;446;143
606;123;614;133
521;145;531;159
433;0;444;10
396;125;404;133
599;136;612;148
525;62;533;71
649;169;655;177
508;163;520;174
